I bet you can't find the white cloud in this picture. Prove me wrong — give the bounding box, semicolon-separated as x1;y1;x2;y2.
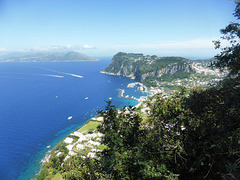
33;45;69;52
66;44;72;49
111;38;217;50
82;44;96;49
30;44;96;52
155;38;215;49
101;38;220;57
0;48;7;52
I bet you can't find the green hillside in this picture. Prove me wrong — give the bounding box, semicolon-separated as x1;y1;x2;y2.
103;52;191;75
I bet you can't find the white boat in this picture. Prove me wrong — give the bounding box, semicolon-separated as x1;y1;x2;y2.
85;97;88;100
68;116;72;120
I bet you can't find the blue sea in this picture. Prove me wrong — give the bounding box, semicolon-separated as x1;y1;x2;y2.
0;58;147;180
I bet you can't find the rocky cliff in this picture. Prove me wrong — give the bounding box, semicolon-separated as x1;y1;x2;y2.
102;52;195;82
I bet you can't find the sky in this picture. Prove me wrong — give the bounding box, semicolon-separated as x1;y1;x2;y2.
0;0;237;58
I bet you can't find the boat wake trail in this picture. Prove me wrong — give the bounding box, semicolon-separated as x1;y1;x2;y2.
40;68;83;78
67;73;83;78
0;72;64;78
43;74;64;78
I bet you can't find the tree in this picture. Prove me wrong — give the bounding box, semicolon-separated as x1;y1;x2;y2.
213;1;240;75
97;102;146;179
181;82;240;179
97;101;179;179
61;155;103;180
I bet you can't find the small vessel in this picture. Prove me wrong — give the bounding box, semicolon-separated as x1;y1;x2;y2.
109;97;112;100
68;116;72;120
85;97;88;100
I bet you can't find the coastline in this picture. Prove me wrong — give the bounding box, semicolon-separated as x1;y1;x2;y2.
36;118;104;179
100;71;135;79
36;80;155;179
18;124;83;180
0;59;99;63
35;74;151;179
35;91;145;179
116;88;147;104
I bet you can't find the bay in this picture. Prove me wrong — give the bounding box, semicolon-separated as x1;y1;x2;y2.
0;59;146;180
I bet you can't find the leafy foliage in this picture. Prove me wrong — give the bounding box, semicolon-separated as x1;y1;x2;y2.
213;1;240;75
61;155;103;180
145;78;240;179
97;102;179;179
96;80;240;179
180;78;240;179
143;76;158;87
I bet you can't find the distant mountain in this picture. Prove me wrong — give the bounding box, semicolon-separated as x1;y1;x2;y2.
0;51;98;62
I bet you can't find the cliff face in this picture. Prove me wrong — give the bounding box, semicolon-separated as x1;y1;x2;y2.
136;63;194;82
103;52;141;78
103;52;195;82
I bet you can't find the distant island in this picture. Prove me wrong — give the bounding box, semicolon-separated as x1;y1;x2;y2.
0;51;98;62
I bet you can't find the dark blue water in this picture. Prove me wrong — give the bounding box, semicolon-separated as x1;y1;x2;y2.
0;59;146;180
